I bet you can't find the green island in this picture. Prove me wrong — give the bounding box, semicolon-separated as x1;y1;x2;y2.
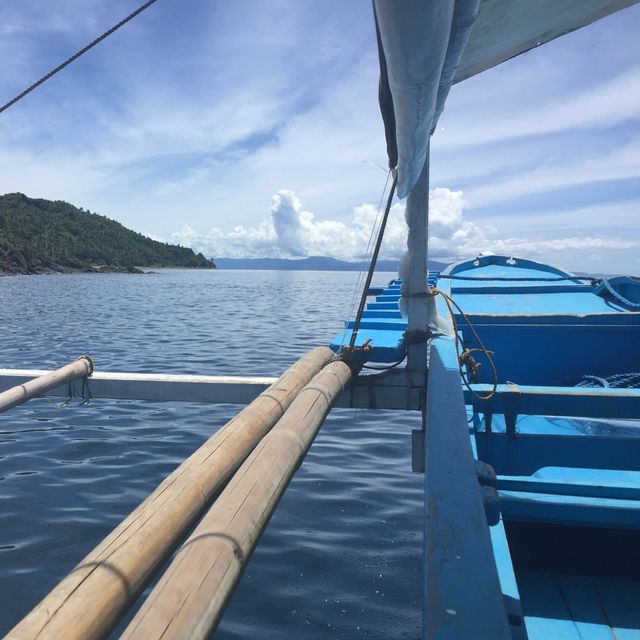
0;193;214;275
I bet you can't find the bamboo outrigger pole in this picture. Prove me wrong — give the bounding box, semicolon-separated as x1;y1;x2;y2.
8;347;335;640
120;358;353;640
0;355;93;414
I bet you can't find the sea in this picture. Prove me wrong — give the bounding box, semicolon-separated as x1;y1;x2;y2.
0;269;423;639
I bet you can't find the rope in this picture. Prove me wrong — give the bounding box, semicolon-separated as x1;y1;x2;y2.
0;0;159;115
348;172;398;349
80;375;93;404
428;287;498;401
61;381;73;407
339;170;392;348
575;374;609;388
338;339;373;376
576;372;640;389
599;278;640;309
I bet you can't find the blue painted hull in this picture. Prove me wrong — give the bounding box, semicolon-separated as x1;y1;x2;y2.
443;256;640;639
335;255;640;639
329;273;439;362
439;255;640;386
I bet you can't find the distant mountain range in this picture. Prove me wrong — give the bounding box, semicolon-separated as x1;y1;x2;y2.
213;256;448;271
0;193;214;275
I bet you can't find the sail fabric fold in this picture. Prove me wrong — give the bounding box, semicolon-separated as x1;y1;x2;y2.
373;0;480;198
374;0;638;196
454;0;640;83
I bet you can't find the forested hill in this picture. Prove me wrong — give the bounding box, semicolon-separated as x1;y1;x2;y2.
0;193;214;275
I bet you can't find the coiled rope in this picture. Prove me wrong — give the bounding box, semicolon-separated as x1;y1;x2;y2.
576;373;640;388
427;287;498;401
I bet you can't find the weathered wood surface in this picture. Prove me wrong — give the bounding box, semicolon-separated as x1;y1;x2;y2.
0;367;423;410
424;338;512;639
7;347;335;640
121;359;353;640
0;369;276;404
0;356;93;414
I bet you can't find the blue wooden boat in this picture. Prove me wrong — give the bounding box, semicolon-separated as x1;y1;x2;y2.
4;1;640;638
334;253;640;639
433;254;640;638
351;2;640;634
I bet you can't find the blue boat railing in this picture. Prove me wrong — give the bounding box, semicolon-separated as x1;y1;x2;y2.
336;262;640;638
421;336;522;639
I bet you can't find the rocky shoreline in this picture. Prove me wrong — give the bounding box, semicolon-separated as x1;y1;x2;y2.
0;249;146;276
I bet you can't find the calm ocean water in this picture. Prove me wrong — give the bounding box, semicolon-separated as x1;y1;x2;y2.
0;269;423;639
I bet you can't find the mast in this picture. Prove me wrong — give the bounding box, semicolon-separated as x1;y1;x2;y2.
374;0;480;383
400;152;430;380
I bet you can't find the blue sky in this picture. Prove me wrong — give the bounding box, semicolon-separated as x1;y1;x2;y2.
0;0;638;272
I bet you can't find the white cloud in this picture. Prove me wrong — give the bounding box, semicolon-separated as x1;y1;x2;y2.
170;187;640;271
465;140;640;208
479;200;640;236
270;191;306;256
437;65;640;149
0;2;386;237
2;1;639;276
171;189;399;260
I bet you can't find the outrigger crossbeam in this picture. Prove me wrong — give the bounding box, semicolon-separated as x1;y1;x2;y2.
0;366;424;411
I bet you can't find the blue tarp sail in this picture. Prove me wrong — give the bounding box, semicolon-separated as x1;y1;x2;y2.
373;0;480;198
373;0;639;198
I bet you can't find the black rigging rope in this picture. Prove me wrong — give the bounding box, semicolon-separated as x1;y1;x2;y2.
0;0;159;115
348;172;398;349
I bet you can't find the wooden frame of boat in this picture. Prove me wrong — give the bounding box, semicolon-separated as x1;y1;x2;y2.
0;365;425;411
419;256;640;639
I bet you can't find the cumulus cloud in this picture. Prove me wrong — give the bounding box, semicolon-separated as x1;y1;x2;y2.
270;191;306;256
171;188;485;261
170;188;640;270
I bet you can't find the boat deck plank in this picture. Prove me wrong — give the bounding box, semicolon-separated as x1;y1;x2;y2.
518;572;640;640
451;291;629;315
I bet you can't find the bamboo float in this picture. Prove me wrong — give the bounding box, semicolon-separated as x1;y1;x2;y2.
0;355;93;414
121;358;353;640
8;346;335;640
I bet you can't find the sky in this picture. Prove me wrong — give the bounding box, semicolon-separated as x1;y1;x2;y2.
0;0;638;273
